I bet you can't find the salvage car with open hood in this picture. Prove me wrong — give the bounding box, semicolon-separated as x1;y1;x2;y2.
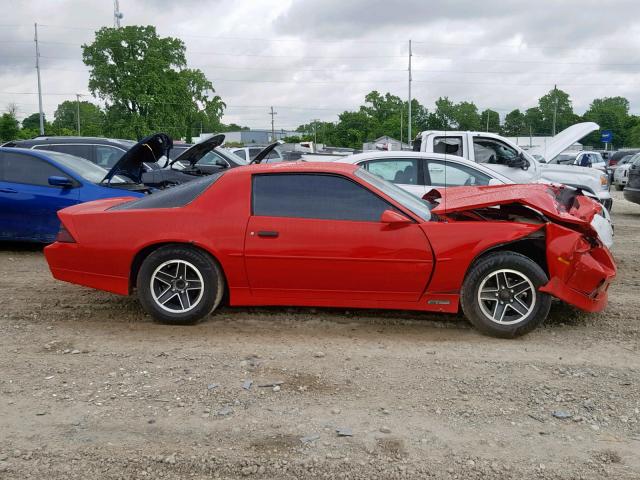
44;162;615;338
141;135;283;189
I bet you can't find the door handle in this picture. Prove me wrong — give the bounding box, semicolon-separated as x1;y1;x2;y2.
257;230;279;238
0;188;17;194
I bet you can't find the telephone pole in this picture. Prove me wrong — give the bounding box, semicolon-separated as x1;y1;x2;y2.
34;23;44;135
269;106;277;141
113;0;123;27
75;93;82;135
486;111;490;132
407;39;412;143
552;84;558;136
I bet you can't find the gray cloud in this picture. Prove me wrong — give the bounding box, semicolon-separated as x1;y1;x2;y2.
2;0;640;129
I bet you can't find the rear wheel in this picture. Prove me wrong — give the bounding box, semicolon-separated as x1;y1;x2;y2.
460;251;551;338
137;245;224;325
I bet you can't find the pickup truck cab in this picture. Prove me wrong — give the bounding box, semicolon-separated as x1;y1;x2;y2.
413;123;612;210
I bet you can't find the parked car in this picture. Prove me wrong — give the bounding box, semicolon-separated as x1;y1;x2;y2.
231;145;284;163
336;151;613;248
612;154;636;190
44;162;615;338
623;154;640;205
143;136;282;188
548;151;607;172
412;123;613;210
0;147;145;243
607;149;640;180
4;136;137;169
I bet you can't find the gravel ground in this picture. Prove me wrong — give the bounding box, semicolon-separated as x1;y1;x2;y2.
1;190;639;479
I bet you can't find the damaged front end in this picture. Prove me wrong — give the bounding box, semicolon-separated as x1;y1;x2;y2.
425;184;617;313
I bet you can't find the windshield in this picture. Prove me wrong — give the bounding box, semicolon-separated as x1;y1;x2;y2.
45;151;127;184
355;167;431;221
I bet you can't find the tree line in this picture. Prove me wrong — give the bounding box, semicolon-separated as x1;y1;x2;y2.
293;90;640;150
1;24;639;151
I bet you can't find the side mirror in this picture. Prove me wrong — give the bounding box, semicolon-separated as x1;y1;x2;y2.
380;209;411;225
48;176;73;187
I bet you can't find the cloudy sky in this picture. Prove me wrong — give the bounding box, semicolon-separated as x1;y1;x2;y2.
1;0;640;131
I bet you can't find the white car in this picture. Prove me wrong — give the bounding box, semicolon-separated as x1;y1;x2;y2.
549;150;607;172
612;153;637;190
336;151;613;248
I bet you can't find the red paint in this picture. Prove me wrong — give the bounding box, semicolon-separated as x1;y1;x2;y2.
44;162;616;315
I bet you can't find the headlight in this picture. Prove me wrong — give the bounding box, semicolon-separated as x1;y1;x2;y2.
600;174;609;189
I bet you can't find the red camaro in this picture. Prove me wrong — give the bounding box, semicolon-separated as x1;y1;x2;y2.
44;162;616;338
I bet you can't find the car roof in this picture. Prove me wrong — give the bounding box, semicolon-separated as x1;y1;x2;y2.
9;136;135;146
228;160;358;175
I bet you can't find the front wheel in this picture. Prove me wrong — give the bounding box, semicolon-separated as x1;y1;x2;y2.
137;245;224;325
460;251;551;338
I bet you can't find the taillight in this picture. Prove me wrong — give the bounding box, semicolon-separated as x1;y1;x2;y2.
56;224;76;243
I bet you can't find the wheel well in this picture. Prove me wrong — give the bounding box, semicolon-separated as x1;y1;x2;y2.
129;242;228;296
472;236;548;277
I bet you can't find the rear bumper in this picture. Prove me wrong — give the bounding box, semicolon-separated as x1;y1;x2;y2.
541;223;616;312
44;242;130;295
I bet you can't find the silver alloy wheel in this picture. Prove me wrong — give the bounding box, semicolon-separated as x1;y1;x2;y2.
477;268;536;325
150;260;204;313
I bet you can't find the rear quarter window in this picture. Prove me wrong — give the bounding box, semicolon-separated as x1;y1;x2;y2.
110;172;224;210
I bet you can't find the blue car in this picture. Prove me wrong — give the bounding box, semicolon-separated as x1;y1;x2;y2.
0;147;146;243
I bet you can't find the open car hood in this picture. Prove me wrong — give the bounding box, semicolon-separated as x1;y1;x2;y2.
103;133;172;184
170;134;225;167
250;140;283;164
527;122;599;162
425;184;602;234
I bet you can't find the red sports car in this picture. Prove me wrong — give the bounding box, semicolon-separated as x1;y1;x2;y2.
44;162;616;338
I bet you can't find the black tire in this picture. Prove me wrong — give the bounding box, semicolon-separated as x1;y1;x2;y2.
460;251;551;338
136;245;224;325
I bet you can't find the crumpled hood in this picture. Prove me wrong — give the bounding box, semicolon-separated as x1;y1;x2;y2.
426;184;602;233
170;134;225;167
103;133;172;184
528;122;599;162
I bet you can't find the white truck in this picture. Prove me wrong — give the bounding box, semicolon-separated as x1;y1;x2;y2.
412;122;612;210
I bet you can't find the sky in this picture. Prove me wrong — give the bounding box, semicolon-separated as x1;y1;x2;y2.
1;0;640;131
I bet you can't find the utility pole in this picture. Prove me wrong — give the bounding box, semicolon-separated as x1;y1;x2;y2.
486;111;490;132
400;108;403;144
552;84;558;136
407;39;412;143
312;119;319;144
269;106;277;141
34;23;44;135
113;0;123;27
75;93;82;135
529;124;533;148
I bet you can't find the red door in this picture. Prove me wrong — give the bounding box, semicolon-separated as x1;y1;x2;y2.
244;215;433;302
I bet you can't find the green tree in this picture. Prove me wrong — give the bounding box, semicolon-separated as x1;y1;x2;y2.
537;87;576;135
52;100;106;136
480;109;500;133
502;109;527;136
82;25;224;140
524;107;544;135
0;106;20;142
582;96;630;148
428;97;481;130
22;112;43;131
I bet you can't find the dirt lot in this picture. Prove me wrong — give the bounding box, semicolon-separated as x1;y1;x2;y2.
1;190;639;480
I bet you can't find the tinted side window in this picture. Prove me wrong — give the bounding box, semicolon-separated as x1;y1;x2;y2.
95;145;124;168
234;150;247;160
34;144;93;162
253;174;392;222
249;148;262;159
0;152;69;186
364;159;419;185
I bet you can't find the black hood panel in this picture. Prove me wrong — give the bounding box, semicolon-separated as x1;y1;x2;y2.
103;133;173;184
